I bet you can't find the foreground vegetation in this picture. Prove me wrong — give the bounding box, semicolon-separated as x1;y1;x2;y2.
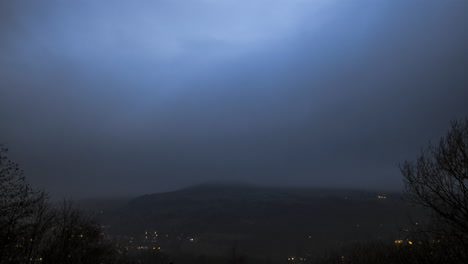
0;146;118;264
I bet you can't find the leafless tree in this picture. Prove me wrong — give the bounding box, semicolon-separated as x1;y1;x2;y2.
41;200;117;264
0;146;118;264
400;119;468;262
0;145;48;264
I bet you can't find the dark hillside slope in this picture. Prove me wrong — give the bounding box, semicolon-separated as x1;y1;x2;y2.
103;184;420;236
98;184;426;259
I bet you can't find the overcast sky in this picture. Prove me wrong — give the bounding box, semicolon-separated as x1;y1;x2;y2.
1;0;467;198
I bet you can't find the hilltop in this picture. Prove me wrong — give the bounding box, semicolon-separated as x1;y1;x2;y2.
92;184;423;260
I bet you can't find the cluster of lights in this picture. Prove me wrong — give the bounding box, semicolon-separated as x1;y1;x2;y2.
128;230;198;252
136;246;160;250
377;195;387;199
394;240;413;245
144;231;159;238
287;257;306;261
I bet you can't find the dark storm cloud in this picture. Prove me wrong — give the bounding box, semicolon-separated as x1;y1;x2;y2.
1;0;467;198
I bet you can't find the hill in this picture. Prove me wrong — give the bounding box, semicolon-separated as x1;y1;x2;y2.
95;184;424;261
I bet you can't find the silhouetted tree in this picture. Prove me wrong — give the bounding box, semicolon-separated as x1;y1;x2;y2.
0;146;119;264
400;119;468;263
0;145;49;264
40;200;117;264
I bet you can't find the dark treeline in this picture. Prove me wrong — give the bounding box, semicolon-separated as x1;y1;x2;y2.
0;145;112;264
306;238;452;264
0;146;169;264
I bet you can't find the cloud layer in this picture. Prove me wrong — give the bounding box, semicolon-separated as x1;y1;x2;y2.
1;0;468;197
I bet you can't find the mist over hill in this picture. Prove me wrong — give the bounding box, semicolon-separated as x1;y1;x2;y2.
88;184;425;261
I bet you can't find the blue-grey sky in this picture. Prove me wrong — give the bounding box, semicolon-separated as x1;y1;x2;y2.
1;0;468;198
